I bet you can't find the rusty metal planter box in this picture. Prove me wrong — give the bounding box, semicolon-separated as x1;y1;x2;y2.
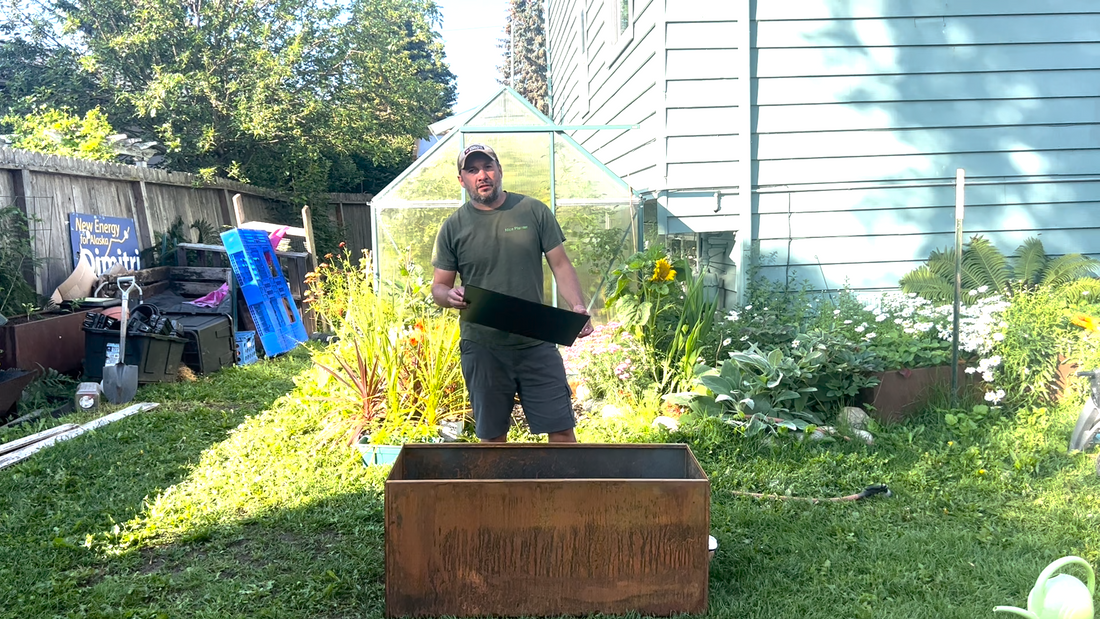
384;443;710;617
0;310;90;376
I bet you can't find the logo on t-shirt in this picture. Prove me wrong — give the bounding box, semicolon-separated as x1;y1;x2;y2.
504;226;529;232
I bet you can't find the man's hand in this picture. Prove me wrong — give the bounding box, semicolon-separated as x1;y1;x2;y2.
573;304;593;338
446;286;467;309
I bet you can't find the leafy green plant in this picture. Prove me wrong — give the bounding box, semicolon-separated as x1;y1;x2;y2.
0;204;43;318
606;245;718;392
790;329;881;412
943;404;999;438
901;235;1099;303
141;216;221;267
2;106;118;161
664;344;823;434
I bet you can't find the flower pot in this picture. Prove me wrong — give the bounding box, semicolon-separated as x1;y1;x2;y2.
0;369;34;417
0;310;91;376
860;365;981;424
355;436;402;466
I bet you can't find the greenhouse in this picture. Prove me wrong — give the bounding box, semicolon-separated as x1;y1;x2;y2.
370;87;639;314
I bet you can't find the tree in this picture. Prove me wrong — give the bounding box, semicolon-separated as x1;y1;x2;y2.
0;0;456;201
3;106;117;161
498;0;548;115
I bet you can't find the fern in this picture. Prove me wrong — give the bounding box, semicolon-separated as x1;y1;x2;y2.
962;235;1010;293
1013;237;1048;285
899;265;955;303
1041;253;1100;287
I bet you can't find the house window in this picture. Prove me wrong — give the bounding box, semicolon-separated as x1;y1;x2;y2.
610;0;633;65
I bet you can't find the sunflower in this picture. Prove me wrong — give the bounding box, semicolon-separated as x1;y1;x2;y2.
650;258;676;282
1071;313;1100;332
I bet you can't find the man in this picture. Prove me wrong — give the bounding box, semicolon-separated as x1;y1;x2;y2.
431;143;593;443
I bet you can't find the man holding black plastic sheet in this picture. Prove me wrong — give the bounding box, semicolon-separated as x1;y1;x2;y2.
431;143;593;443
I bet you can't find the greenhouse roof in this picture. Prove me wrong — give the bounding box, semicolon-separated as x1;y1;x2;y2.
372;86;631;209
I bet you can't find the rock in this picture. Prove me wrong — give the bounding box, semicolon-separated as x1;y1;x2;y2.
652;415;680;431
852;429;874;445
840;406;871;430
574;383;592;403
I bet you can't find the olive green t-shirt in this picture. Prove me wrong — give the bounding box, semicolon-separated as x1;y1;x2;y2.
432;192;566;348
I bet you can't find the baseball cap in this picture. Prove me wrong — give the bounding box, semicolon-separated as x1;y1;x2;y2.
457;144;500;172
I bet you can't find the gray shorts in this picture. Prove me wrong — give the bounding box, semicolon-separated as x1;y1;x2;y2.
459;339;576;439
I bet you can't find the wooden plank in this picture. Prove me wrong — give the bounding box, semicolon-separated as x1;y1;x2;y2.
754;150;1100;187
666;48;739;80
667;106;739;137
666;78;740;108
756;124;1100;161
756;69;1100;105
666;21;737;48
757;178;1100;214
0;423;80;456
756;14;1100;48
756;98;1100;133
754;42;1100;78
756;0;1100;21
167;266;232;282
667;161;740;188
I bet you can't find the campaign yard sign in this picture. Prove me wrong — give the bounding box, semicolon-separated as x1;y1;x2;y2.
69;213;142;275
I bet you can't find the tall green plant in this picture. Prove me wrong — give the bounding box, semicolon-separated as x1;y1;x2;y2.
0;204;43;318
606;245;717;392
309;247;465;446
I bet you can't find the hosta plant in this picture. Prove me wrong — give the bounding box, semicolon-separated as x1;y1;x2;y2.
664;344;823;435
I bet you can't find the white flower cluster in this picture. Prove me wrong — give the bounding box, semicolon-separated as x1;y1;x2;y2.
866;292;1011;404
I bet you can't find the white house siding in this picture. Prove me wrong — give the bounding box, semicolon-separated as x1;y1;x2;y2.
548;0;748;307
548;0;661;192
754;0;1100;292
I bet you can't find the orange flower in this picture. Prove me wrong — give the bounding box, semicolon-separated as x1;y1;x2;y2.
1071;313;1100;332
414;321;425;332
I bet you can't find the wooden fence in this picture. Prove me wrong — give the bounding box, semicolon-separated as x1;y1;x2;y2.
0;147;371;298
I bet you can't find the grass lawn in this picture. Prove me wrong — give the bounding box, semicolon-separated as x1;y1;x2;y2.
2;345;1100;618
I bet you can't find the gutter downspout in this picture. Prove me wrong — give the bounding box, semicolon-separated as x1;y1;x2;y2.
731;0;754;305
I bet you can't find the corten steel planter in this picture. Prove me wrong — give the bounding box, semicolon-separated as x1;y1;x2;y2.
860;365;982;423
0;310;91;376
384;443;710;618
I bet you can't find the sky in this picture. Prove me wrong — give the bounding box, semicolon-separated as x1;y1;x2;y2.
435;0;511;114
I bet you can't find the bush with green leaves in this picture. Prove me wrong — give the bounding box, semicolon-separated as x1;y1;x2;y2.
2;106;118;162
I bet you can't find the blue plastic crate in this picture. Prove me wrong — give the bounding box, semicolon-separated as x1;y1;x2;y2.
235;330;258;365
221;228;308;356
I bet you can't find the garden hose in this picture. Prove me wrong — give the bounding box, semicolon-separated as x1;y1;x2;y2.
730;484;892;504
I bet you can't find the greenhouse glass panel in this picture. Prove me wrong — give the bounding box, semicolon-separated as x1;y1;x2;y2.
371;87;636;321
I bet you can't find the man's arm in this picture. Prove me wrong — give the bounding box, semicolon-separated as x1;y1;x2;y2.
431;268;467;309
545;244;593;337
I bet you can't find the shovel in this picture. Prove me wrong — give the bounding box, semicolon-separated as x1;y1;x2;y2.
102;276;140;404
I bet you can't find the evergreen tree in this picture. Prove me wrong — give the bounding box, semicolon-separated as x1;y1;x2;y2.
498;0;548;115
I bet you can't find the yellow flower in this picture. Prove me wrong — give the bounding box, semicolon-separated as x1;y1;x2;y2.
1071;313;1100;332
651;258;676;282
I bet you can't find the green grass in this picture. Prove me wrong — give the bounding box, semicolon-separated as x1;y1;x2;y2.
2;348;1100;618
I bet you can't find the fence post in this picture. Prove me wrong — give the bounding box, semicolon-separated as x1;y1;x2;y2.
130;180;154;249
9;169;39;294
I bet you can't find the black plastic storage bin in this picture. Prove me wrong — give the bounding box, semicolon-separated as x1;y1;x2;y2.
83;327;187;383
169;314;236;374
